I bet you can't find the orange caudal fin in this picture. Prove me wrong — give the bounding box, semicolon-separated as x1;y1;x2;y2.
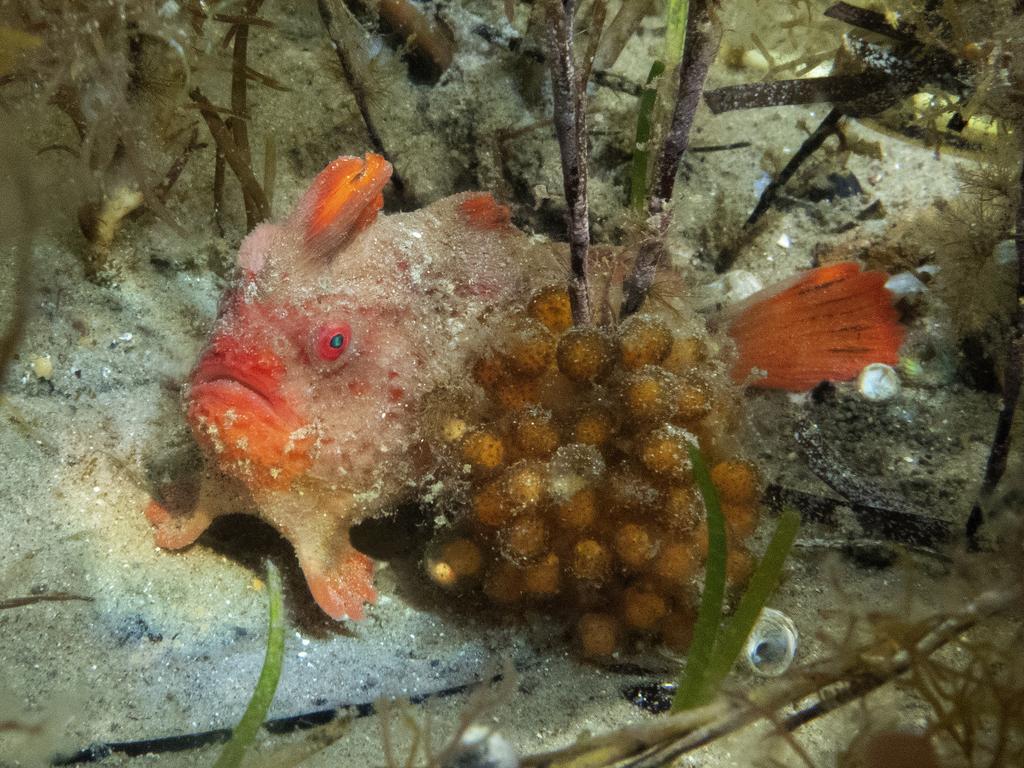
458;192;512;231
726;262;905;391
293;153;392;261
301;546;377;621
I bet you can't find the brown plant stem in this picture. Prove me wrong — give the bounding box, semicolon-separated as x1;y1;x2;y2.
593;0;655;71
966;153;1024;547
228;0;265;230
191;88;271;224
544;0;593;326
621;0;721;318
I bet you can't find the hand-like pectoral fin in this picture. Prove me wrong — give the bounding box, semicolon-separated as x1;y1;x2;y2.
299;541;377;621
145;497;213;549
144;471;244;550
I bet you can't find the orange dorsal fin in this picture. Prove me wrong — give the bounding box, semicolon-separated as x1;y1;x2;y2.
458;192;513;231
725;262;905;391
293;153;392;261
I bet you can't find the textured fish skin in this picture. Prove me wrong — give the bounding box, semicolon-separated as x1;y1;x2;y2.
146;154;539;620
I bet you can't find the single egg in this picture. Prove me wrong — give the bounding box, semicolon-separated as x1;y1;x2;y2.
555;487;598;530
710;460;760;506
621;366;679;423
472;481;514;527
622;586;668;631
578;612;619;658
617;315;673;370
571;539;612;582
614;523;657;570
462;430;507;473
572;408;615;447
527;285;573;334
557;327;614;383
523;553;561;597
639;425;695;480
511;408;560;457
502;320;556;377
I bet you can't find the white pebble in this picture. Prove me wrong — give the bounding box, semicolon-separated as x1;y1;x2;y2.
442;725;518;768
776;233;791;249
858;363;901;401
884;272;927;296
741;48;769;71
709;270;764;306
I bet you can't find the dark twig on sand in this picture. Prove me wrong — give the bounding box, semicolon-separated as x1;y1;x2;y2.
714;107;844;273
966;155;1024;547
621;0;722;318
544;0;596;326
153;127;204;206
191;88;271;223
0;592;94;611
318;0;411;205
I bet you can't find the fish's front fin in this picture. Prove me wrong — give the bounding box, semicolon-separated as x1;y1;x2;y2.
300;544;377;621
292;153;392;262
725;262;905;391
457;192;513;231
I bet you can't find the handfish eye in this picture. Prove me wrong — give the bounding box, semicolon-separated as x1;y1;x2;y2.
744;607;798;677
315;323;351;362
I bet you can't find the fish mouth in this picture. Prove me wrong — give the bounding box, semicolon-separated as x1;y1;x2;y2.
190;356;283;420
186;339;313;488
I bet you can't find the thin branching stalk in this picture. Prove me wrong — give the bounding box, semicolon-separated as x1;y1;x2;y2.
191;88;271;222
318;0;411;205
714;107;843;273
621;0;721;318
544;0;594;326
228;1;264;229
967;152;1024;546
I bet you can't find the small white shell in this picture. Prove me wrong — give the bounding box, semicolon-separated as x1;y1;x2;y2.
744;607;798;677
707;270;765;306
442;725;519;768
884;272;927;296
857;363;901;402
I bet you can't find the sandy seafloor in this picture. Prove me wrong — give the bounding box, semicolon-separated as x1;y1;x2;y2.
0;1;1020;766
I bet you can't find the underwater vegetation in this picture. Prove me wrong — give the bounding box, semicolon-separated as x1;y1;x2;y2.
0;0;1022;766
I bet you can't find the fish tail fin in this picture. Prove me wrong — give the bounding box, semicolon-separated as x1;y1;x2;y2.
726;262;905;391
293;153;392;261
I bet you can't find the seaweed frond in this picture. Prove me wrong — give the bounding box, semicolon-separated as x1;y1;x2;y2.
213;560;285;768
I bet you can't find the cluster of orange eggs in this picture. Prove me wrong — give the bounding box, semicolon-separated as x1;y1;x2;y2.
421;286;762;658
